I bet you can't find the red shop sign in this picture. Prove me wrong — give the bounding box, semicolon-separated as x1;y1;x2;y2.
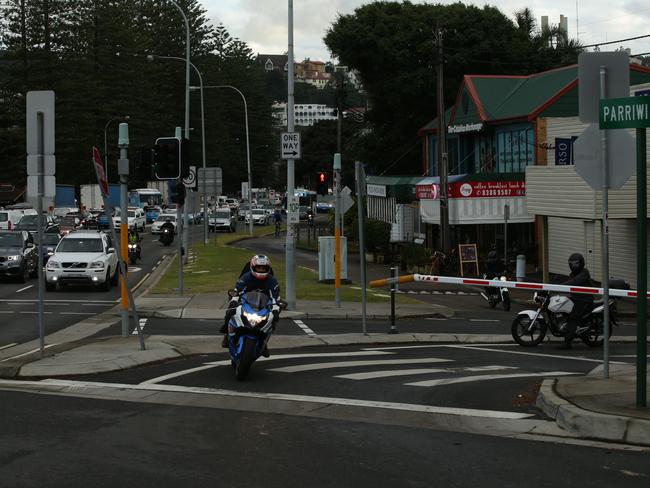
448;181;525;199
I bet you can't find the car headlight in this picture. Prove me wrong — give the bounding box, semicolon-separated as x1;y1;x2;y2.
90;261;104;268
7;255;21;261
243;311;264;326
48;261;61;268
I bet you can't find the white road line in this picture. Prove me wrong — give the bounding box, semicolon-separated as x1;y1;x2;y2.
18;379;532;420
335;368;448;380
81;303;110;307
269;358;453;374
426;318;448;321
133;318;148;335
0;311;14;314
19;311;53;315
363;344;517;351
405;372;580;388
0;299;116;304
293;319;317;336
15;285;34;293
445;345;629;364
132;272;151;293
469;319;501;323
0;343;17;351
464;365;519;372
151;266;157;271
0;343;57;362
143;351;395;385
60;312;94;315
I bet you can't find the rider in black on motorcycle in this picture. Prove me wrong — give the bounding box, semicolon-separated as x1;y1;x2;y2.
558;253;593;349
220;254;280;356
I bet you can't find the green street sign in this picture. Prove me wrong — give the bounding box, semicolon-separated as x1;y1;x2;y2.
600;96;650;129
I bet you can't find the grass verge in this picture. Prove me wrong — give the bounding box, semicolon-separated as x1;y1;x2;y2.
153;226;420;303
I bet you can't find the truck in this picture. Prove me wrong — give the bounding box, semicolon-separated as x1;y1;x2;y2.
55;184;76;208
80;184;120;210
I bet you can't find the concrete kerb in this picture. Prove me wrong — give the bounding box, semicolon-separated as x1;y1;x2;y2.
536;378;650;447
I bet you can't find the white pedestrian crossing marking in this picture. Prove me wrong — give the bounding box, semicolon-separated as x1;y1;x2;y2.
269;358;452;373
335;368;448;380
404;372;580;388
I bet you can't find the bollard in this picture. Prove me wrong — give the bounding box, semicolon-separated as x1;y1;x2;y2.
516;254;526;282
388;265;399;334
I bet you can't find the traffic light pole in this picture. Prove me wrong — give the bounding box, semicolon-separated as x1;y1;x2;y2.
175;127;184;294
334;154;341;307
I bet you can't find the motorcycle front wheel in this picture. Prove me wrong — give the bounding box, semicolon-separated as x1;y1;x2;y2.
511;314;546;347
581;315;612;347
235;338;256;381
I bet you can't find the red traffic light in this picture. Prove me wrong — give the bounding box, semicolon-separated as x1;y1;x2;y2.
319;173;326;183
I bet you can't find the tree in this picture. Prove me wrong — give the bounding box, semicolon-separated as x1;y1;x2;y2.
324;1;583;175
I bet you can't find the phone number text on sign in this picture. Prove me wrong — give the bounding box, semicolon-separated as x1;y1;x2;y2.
448;181;525;199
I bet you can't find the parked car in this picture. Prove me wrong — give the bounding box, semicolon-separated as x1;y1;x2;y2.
0;230;39;283
151;214;178;234
45;230;118;291
14;214;60;234
209;208;237;232
245;208;270;226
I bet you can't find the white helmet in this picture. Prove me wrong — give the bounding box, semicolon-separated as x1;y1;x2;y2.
250;254;271;280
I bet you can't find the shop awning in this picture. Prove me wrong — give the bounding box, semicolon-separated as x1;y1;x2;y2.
365;175;422;203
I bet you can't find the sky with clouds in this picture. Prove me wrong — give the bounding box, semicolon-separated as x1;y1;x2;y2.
202;0;650;62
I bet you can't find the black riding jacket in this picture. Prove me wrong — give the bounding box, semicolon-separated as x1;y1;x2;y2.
562;268;594;304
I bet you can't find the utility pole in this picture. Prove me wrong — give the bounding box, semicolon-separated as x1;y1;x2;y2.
435;27;450;253
118;123;130;337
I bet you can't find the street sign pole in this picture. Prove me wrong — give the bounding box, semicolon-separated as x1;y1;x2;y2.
355;161;367;335
286;0;296;310
118;123;130;338
36;112;45;357
599;67;611;379
636;126;647;407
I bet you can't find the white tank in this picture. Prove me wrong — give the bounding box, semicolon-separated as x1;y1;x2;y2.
548;295;574;314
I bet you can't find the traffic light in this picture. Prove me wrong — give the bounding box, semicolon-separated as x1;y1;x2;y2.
153;137;191;180
153;137;181;180
317;172;328;195
169;180;186;206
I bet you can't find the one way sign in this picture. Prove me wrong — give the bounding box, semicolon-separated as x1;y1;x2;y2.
280;132;301;160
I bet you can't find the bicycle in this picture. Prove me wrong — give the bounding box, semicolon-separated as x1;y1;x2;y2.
274;220;281;237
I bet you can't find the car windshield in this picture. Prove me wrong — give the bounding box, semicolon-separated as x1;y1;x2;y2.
0;233;23;247
17;215;39;226
214;211;231;218
156;216;175;222
57;238;104;253
299;206;308;212
60;216;76;226
128;211;136;217
252;209;265;215
0;213;7;222
239;204;250;211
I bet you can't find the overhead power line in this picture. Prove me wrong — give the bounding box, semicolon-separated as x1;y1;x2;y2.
581;33;650;48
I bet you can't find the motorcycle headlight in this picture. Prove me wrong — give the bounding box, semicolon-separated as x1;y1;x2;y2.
7;255;21;261
90;261;104;268
243;311;264;326
500;276;507;282
128;244;136;249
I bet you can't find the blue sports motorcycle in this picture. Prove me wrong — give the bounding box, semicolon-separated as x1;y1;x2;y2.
226;289;285;380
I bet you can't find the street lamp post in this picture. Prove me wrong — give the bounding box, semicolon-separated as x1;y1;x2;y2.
148;55;208;246
203;85;253;236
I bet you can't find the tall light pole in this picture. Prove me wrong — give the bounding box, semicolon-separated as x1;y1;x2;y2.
203;85;253;236
148;55;209;246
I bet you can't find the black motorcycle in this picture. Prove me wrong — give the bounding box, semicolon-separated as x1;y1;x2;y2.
159;227;174;246
128;243;141;264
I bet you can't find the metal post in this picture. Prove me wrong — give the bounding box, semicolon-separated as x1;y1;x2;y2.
504;204;509;274
36;112;45;357
285;0;296;309
388;265;398;334
242;93;253;237
118;124;130;338
636;127;647;407
599;67;611;378
334;153;342;307
436;27;449;252
356;161;367;335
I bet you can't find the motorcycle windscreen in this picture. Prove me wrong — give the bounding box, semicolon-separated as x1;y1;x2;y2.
244;290;270;313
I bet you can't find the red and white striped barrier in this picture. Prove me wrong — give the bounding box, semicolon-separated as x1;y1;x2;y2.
368;274;649;299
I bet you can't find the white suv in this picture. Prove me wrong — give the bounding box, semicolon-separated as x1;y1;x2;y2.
114;207;146;231
45;231;118;291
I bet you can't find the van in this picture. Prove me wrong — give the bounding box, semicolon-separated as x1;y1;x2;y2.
0;208;36;230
